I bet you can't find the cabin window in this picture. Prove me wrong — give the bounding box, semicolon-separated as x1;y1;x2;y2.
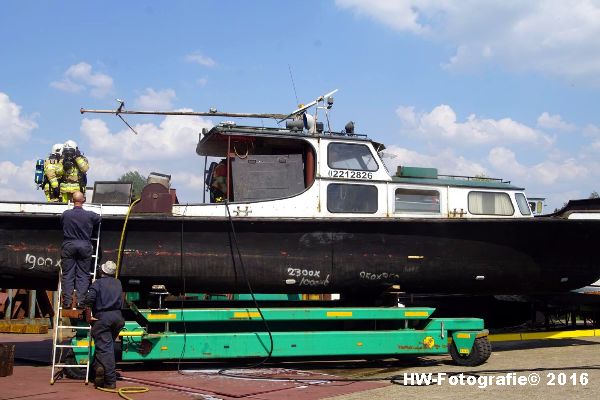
394;188;440;213
468;191;514;216
515;193;531;216
327;183;378;213
529;201;543;214
327;143;378;171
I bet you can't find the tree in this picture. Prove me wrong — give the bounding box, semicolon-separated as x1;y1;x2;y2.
589;191;599;199
118;171;147;200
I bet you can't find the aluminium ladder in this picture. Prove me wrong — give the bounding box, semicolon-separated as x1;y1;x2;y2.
50;204;102;384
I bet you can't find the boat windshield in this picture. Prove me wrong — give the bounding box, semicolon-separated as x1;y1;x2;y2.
515;193;532;216
327;143;378;171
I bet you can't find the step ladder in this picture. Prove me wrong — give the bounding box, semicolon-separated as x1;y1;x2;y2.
50;204;103;385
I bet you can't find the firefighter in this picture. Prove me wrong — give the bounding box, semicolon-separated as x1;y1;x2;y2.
60;140;89;203
60;191;101;308
43;143;64;202
210;159;228;202
82;260;124;389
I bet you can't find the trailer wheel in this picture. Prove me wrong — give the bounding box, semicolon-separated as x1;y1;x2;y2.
449;336;491;367
63;350;90;380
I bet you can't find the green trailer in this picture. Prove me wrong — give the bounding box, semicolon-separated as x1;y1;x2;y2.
64;304;491;377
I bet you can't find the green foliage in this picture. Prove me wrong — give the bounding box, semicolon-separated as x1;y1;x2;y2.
118;170;147;200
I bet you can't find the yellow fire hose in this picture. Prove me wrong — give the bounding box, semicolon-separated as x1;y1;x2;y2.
102;199;146;398
116;198;140;278
96;386;149;400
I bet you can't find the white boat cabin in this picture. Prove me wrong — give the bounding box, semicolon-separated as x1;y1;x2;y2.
193;123;533;219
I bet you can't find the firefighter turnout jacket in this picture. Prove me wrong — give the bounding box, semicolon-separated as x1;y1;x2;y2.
43;157;64;202
60;155;89;202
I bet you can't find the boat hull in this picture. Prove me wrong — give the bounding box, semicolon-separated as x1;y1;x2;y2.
1;213;600;297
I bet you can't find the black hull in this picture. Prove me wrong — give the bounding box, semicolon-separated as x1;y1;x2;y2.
1;213;600;297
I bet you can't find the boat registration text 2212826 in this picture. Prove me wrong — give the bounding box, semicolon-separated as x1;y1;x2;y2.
328;170;373;179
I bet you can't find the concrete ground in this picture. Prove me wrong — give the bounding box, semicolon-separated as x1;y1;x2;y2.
0;332;598;399
327;337;600;400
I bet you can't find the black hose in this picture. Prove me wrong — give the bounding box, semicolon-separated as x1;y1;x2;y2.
221;201;274;369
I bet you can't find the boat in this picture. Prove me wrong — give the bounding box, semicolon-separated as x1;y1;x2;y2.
1;93;600;307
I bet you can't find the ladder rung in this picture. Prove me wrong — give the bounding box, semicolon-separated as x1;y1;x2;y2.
55;364;88;368
57;325;91;330
55;344;89;348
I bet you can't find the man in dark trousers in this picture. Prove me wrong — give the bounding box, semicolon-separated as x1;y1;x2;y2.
60;191;101;308
83;260;124;389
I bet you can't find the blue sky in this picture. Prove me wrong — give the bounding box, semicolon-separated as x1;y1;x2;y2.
2;1;600;210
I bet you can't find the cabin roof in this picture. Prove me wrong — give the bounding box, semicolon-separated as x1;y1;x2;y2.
197;124;385;156
392;175;524;190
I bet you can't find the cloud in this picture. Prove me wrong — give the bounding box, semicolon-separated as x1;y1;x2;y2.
0;92;38;148
185;52;217;67
80;112;213;161
336;1;600;82
396;104;551;146
196;77;208;87
134;88;177;109
537;112;576;132
78;114;213;203
583;123;600;138
486;146;588;186
50;62;114;98
487;147;527;177
84;155;145;183
335;0;428;35
0;159;41;201
170;171;207;190
530;158;588;185
383;145;487;177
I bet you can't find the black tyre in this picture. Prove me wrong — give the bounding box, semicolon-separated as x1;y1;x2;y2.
449;336;492;367
63;350;91;380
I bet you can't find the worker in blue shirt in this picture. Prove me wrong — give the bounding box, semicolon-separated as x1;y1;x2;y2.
83;260;124;389
60;191;101;308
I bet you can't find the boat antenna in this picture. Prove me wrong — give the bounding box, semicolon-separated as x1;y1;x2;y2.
288;64;299;105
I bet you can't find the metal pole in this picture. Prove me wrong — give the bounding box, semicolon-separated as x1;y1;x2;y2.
203;156;208;203
28;290;36;319
5;289;13;320
80;108;288;120
227;137;231;202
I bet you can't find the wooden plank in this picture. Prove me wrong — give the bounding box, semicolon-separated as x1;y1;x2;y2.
0;322;49;334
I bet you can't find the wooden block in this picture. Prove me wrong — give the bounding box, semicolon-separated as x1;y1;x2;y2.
0;343;16;377
0;323;49;334
61;309;84;319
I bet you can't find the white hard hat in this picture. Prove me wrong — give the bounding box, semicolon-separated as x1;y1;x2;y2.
51;143;63;155
101;261;117;275
64;140;78;150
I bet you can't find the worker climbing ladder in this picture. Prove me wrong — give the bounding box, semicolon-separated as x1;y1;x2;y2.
50;203;103;385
